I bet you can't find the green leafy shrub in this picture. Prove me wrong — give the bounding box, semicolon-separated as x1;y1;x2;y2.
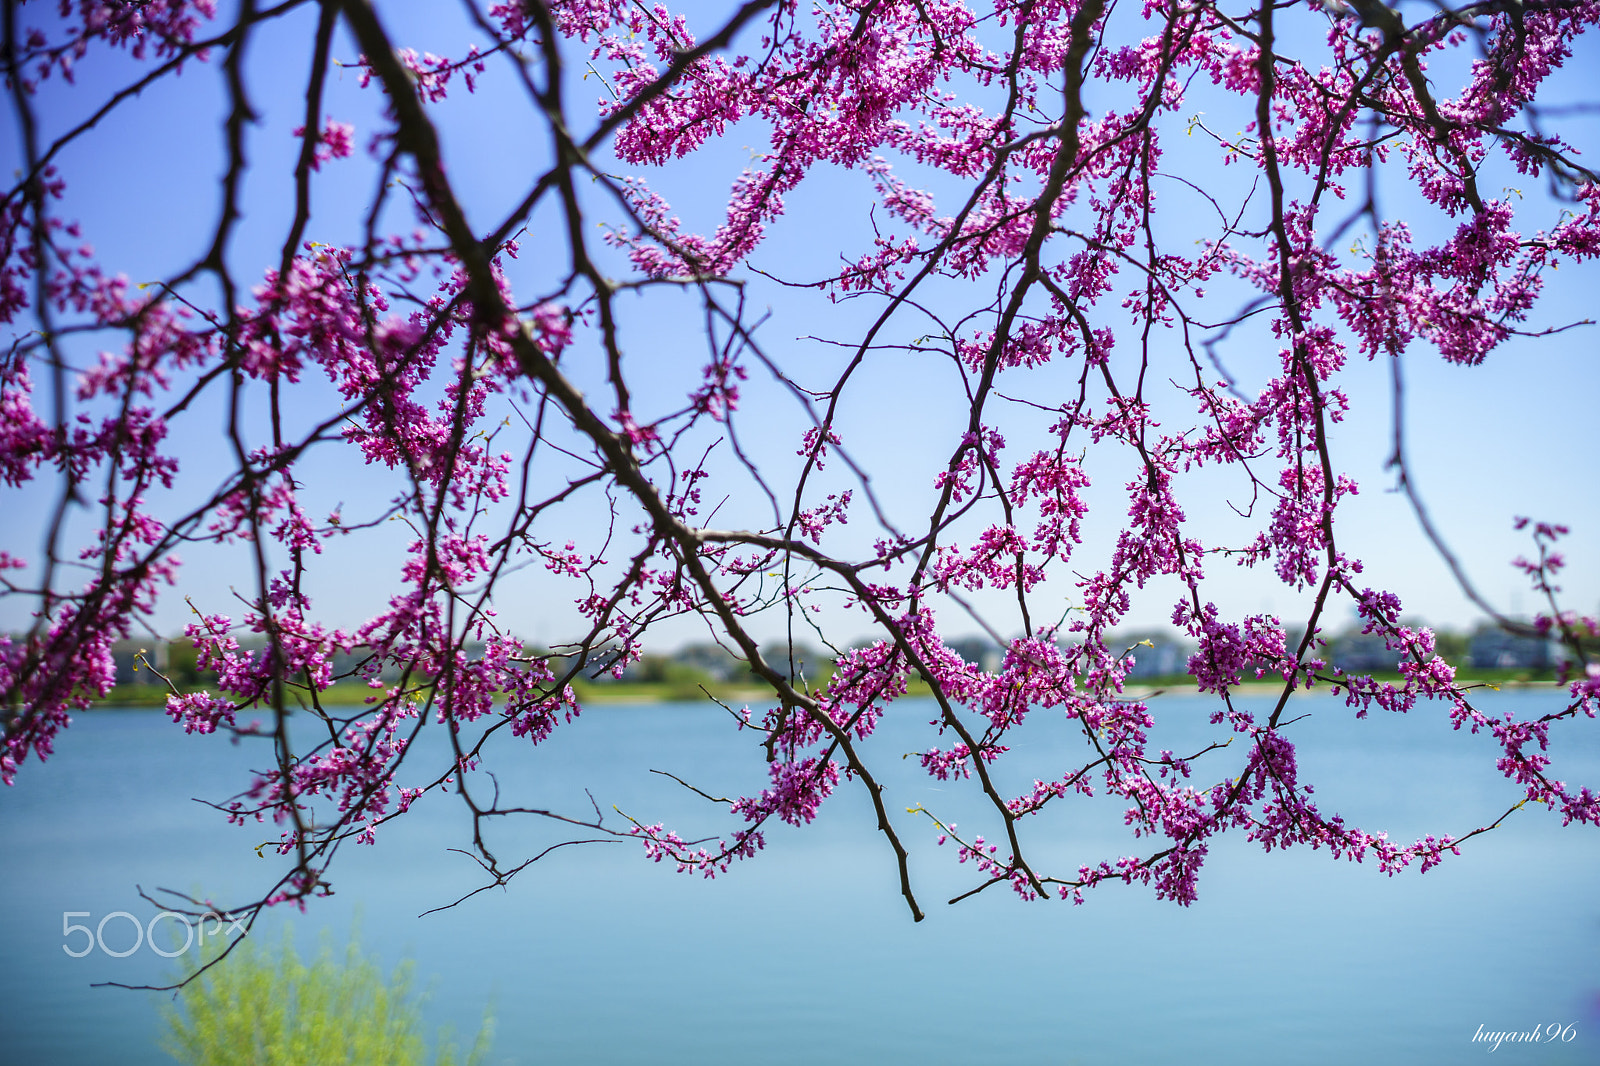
160;926;492;1066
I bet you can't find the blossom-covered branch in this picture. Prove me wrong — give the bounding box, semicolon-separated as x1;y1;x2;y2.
1;0;1595;953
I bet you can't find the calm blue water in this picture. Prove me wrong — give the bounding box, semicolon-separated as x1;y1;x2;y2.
2;691;1597;1065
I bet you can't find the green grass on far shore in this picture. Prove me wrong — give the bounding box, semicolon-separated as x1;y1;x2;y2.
95;677;783;709
95;666;1561;711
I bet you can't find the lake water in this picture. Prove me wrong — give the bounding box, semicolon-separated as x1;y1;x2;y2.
2;690;1597;1065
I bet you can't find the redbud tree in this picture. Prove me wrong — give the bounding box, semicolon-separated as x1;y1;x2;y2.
2;0;1597;937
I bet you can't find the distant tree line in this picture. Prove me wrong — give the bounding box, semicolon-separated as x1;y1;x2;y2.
101;621;1584;695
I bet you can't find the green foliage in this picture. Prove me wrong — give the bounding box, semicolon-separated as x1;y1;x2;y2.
164;640;211;688
160;927;492;1066
1432;629;1470;666
631;654;710;685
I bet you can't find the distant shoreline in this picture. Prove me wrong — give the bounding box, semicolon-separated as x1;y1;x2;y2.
90;669;1566;710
